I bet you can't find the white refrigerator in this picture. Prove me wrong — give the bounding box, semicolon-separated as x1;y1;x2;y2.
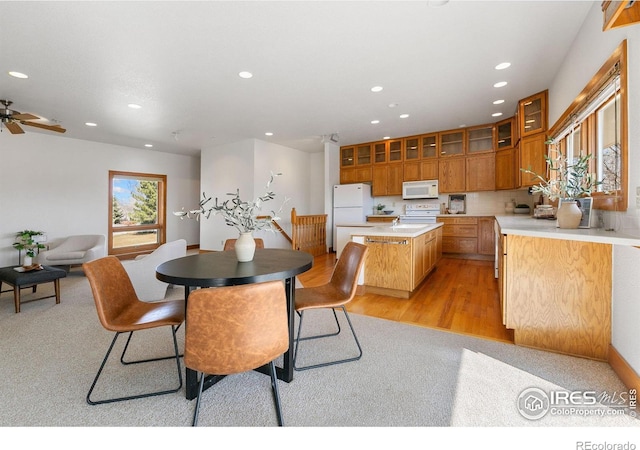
333;183;373;256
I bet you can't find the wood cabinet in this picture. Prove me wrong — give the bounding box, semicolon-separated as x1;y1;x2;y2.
340;145;372;184
438;216;495;257
466;124;494;154
367;215;399;223
466;153;496;192
372;163;403;196
602;1;640;31
495;117;515;150
439;129;466;157
438;157;465;193
495;149;516;190
518;132;547;188
362;227;442;298
500;233;612;360
518;91;547;138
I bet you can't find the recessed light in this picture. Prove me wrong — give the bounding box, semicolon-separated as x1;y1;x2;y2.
128;103;142;109
371;86;383;93
239;71;253;79
371;120;380;124
8;71;28;79
85;122;97;127
493;81;508;88
493;99;505;105
399;114;409;119
388;103;398;108
383;136;390;140
265;132;273;136
145;144;153;148
495;62;511;70
492;112;503;117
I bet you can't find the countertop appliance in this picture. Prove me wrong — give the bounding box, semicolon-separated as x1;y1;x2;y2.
333;183;373;256
402;180;439;200
400;203;440;224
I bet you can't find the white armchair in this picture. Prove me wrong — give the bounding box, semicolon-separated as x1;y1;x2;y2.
37;235;106;267
121;239;187;301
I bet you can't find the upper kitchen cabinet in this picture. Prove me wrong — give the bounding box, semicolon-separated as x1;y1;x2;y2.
403;136;422;181
495;117;515;150
519;133;547;188
420;133;439;180
372;139;403;196
439;129;466;157
466;124;494;154
340;144;372;184
518;90;548;138
373;139;403;164
602;1;640;31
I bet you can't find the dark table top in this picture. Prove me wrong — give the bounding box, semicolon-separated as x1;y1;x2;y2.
155;248;313;287
0;265;67;285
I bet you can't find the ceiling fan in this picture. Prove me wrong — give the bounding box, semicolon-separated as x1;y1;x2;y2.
0;100;66;134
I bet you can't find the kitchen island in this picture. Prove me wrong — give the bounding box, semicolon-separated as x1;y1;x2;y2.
496;215;640;360
346;222;444;299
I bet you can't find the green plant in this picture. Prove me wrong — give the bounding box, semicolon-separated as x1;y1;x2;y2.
376;203;386;211
13;230;46;257
520;140;601;201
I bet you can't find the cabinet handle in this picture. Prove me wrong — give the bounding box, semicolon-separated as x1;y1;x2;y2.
366;238;408;245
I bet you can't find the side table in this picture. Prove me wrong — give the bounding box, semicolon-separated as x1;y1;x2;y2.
0;266;67;313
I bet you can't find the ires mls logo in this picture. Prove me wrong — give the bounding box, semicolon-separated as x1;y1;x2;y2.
517;387;637;420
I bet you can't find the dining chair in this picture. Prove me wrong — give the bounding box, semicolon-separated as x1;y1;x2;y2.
185;280;288;426
83;256;184;405
223;238;264;251
293;241;368;371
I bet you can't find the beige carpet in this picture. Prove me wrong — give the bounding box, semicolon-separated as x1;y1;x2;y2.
0;268;637;432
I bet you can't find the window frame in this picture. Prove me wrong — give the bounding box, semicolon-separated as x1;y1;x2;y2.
547;40;627;211
108;170;167;258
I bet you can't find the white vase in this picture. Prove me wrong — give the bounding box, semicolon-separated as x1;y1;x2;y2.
557;200;582;229
235;232;256;262
23;255;33;267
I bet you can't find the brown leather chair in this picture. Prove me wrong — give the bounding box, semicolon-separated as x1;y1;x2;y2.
83;256;184;405
223;238;264;251
293;241;368;371
185;280;288;426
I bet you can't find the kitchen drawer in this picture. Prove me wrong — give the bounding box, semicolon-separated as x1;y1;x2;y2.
438;217;478;225
442;237;478;254
442;224;478;237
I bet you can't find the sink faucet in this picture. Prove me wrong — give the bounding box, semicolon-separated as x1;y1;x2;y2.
392;218;399;227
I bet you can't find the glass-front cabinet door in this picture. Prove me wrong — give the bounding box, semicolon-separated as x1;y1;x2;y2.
388;139;403;163
356;144;372;166
373;142;387;164
439;130;465;157
495;117;514;150
466;124;494;153
404;136;420;161
420;133;438;159
340;146;355;167
519;91;547;138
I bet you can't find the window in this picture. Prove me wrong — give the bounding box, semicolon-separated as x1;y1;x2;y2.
109;171;167;257
548;40;627;211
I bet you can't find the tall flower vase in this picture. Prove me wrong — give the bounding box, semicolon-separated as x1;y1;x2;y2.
557;200;582;229
235;232;256;262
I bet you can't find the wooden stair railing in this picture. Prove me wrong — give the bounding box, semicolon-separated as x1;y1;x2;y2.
291;208;327;256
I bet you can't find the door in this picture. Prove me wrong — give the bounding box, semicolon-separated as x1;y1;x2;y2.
334;184;366;208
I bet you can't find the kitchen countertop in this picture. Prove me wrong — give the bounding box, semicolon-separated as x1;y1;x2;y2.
345;222;443;238
496;214;640;246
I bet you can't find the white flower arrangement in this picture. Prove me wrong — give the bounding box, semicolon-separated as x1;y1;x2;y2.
174;172;289;233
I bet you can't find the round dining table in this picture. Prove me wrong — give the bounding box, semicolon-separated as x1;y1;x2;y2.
156;248;313;400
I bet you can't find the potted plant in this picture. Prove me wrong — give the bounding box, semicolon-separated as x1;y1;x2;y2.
375;203;386;215
13;230;46;266
174;172;287;261
521;140;600;228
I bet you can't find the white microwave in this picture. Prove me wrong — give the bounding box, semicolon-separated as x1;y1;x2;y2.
402;180;439;200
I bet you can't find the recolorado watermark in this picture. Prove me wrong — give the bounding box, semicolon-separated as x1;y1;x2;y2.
576;442;636;450
516;387;637;421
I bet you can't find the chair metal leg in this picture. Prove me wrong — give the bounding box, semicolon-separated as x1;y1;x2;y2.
87;325;183;405
120;328;183;365
269;360;284;426
293;306;363;371
192;372;206;426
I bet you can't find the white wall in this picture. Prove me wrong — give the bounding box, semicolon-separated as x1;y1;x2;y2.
199;138;320;251
0;132;200;267
548;3;640;373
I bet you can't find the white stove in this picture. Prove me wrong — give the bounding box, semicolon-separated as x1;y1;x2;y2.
400;203;440;224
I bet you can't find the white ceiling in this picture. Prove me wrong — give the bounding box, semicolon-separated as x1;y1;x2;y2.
0;1;594;157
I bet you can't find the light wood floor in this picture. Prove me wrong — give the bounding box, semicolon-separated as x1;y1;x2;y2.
296;252;515;344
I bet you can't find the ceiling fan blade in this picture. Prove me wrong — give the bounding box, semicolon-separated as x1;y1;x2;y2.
20;121;66;133
5;121;25;134
12;113;40;121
